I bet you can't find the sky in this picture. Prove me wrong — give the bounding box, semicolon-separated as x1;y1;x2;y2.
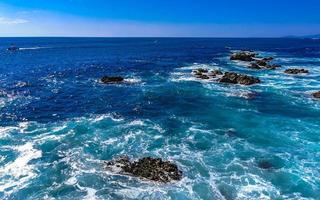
0;0;320;37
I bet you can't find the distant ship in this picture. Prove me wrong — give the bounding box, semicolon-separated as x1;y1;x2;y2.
7;45;19;51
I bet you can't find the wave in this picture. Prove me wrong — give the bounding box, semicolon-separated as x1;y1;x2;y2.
19;47;49;50
0;143;42;196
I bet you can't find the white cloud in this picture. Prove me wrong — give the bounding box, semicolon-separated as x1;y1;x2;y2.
0;17;29;25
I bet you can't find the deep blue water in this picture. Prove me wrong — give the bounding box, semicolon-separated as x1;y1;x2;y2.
0;38;320;200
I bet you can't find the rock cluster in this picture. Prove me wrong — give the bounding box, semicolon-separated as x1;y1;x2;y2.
312;91;320;99
192;68;260;85
101;76;124;84
192;68;223;80
284;68;309;74
230;51;257;61
230;51;281;70
219;72;261;85
105;156;182;183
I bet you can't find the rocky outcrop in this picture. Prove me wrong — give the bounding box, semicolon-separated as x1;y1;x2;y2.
105;156;182;183
312;91;320;99
284;68;309;74
256;60;268;66
193;68;222;79
262;57;274;61
219;72;261;85
230;51;257;61
192;69;260;85
249;57;281;70
101;76;124;84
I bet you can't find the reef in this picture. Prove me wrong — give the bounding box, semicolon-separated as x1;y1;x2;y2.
105;156;183;183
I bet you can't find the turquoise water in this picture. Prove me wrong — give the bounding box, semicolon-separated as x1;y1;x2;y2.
0;38;320;199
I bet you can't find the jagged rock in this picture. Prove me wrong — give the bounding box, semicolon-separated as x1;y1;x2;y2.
193;68;221;79
101;76;124;84
262;57;274;61
105;156;182;183
256;60;268;66
195;68;208;73
249;63;262;69
209;69;223;77
196;74;210;79
284;68;309;74
312;91;320;98
230;51;257;62
219;72;260;85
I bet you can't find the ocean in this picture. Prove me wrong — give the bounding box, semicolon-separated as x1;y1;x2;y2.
0;38;319;200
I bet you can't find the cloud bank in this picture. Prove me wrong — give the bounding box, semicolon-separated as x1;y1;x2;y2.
0;17;29;25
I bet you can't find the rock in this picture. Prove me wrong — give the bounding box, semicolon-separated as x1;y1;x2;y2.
284;68;309;74
258;160;274;169
195;68;208;73
256;60;268;66
7;46;19;51
312;91;320;98
230;51;256;62
105;156;182;183
262;57;274;61
249;63;262;69
196;74;210;79
101;76;124;84
266;64;281;70
209;69;223;77
219;72;260;85
239;91;257;99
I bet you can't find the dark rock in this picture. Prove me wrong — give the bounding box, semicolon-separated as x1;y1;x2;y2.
262;57;274;61
230;51;256;62
219;72;260;85
284;68;309;74
101;76;124;84
196;74;210;79
195;68;208;73
105;156;182;183
208;69;223;77
258;160;274;169
7;46;19;51
249;63;262;69
256;60;268;66
312;91;320;98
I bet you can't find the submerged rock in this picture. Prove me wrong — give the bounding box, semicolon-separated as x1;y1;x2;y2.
101;76;124;84
266;64;281;70
249;63;262;69
262;57;274;61
284;68;309;74
312;91;320;98
258;160;274;169
219;72;260;85
249;58;281;70
230;51;257;62
105;156;182;183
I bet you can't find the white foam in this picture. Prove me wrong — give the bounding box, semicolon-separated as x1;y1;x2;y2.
0;142;42;194
19;47;48;50
76;184;98;200
124;77;142;84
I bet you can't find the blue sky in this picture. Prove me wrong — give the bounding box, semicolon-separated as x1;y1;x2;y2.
0;0;320;37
